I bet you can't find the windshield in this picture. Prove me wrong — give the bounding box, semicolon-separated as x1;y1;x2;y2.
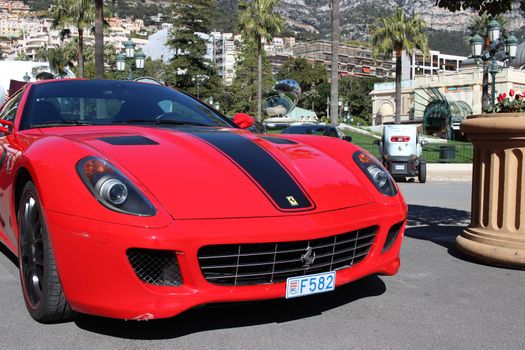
20;80;234;130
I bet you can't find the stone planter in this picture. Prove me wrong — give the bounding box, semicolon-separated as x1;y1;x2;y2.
459;113;525;268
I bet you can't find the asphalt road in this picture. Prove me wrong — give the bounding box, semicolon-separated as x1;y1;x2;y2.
1;181;524;350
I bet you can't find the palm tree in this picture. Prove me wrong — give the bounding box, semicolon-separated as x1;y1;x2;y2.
51;0;95;78
330;0;340;126
468;14;509;111
37;46;76;77
238;0;284;121
370;9;429;124
94;0;104;79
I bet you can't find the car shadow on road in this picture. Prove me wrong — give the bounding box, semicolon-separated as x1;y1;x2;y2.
404;204;473;260
74;275;386;339
0;242;18;267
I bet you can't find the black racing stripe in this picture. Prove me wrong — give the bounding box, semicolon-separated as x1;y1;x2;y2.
190;131;313;211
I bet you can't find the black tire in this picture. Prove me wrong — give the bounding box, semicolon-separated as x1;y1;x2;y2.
18;182;75;323
418;162;427;183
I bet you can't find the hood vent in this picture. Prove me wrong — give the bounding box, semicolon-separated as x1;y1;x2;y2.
98;136;158;145
260;136;297;145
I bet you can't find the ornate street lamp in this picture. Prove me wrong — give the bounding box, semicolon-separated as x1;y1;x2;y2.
135;49;145;70
470;20;520;107
506;32;518;60
116;39;145;80
124;38;135;59
116;53;126;72
487;19;501;43
470;34;484;59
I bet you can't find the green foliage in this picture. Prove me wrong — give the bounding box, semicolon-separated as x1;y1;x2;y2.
369;8;428;124
50;0;97;77
222;41;273;116
435;0;525;15
370;8;429;59
276;57;328;92
24;0;52;11
238;0;284;120
338;76;384;125
168;0;222;100
488;90;525;113
238;0;284;47
34;45;76;77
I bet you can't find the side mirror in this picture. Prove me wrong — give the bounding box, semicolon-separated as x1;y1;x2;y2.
373;139;380;145
342;135;352;142
233;113;255;129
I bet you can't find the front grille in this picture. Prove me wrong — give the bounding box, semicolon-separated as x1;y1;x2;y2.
198;226;377;286
127;248;182;286
382;221;404;253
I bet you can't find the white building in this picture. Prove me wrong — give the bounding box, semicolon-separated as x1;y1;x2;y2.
142;28;175;63
211;32;240;85
402;49;468;80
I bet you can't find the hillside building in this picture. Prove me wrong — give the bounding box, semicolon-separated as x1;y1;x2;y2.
293;40;396;79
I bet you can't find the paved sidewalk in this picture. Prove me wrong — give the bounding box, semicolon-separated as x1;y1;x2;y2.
427;163;472;182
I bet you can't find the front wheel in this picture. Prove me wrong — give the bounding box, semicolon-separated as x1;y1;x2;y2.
18;182;75;323
418;162;427;183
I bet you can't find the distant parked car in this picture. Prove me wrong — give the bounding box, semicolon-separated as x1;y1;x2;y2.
281;124;352;142
248;120;268;134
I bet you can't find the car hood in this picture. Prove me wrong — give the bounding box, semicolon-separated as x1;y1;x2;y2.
44;126;374;219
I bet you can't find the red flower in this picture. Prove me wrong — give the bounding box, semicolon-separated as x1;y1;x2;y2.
510;89;515;97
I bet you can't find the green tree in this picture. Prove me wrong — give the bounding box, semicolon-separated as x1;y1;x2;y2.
339;76;383;125
238;0;284;121
276;57;328;92
330;0;340;126
35;46;76;77
369;8;429;124
436;0;525;15
223;40;273;117
168;0;222;99
50;0;95;78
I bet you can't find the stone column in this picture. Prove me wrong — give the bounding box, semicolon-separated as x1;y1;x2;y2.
459;113;525;268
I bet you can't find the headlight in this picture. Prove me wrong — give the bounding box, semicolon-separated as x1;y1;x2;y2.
77;157;156;216
353;150;397;196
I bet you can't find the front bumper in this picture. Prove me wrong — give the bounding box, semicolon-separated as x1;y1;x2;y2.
46;202;406;320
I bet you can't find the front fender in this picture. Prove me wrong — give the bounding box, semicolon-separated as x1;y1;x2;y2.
14;136;173;229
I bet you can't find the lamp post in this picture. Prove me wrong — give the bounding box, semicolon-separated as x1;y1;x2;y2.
192;74;206;99
116;38;145;80
470;20;518;108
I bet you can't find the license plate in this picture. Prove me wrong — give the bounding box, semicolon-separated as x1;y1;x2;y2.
394;164;405;170
285;271;336;299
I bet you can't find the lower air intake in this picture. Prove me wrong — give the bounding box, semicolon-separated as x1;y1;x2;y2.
382;221;405;253
127;248;182;286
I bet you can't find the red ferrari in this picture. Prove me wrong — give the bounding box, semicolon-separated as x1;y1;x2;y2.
0;79;407;322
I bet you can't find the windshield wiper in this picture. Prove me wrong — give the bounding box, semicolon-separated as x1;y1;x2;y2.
111;119;157;124
31;120;95;128
155;119;210;127
112;119;210;127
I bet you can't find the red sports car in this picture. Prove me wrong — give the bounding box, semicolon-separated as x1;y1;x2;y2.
0;79;407;322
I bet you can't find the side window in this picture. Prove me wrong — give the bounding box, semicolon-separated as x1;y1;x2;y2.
0;92;22;122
